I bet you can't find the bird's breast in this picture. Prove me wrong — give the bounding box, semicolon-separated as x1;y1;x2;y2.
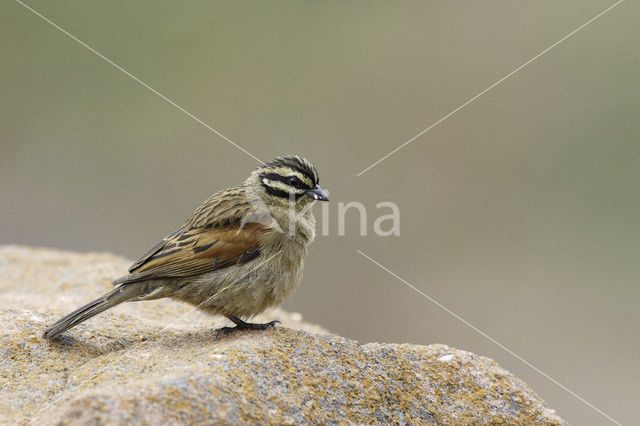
258;228;310;299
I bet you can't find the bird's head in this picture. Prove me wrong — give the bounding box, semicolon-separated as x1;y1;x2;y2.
246;155;329;212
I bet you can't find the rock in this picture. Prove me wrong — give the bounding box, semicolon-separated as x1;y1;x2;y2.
0;246;566;424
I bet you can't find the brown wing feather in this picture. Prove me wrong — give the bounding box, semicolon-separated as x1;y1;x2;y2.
114;186;272;285
127;227;183;272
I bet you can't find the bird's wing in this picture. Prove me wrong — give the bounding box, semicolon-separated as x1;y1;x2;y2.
114;187;273;285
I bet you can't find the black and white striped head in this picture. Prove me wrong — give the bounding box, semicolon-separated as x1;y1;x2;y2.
255;155;329;205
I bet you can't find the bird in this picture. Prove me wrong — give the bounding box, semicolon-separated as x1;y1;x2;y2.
43;155;329;340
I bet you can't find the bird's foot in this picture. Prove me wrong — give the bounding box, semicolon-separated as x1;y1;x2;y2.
216;315;280;338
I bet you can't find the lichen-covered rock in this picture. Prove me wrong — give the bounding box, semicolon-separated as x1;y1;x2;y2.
0;246;566;424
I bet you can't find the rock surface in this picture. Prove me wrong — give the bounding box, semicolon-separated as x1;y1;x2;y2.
0;246;566;424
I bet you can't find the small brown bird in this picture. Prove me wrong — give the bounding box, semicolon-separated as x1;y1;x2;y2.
44;155;329;339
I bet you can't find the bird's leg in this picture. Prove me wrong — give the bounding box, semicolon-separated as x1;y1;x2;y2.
216;315;280;337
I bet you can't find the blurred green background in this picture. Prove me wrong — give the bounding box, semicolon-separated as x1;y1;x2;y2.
1;1;638;424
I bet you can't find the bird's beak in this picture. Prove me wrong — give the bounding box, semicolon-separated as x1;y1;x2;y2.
306;184;329;201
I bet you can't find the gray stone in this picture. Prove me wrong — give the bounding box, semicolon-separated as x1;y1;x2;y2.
0;246;566;424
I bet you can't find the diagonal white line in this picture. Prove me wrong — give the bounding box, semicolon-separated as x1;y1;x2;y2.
356;249;622;426
13;0;264;165
356;0;625;176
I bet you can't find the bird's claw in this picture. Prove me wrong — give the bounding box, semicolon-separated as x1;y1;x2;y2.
216;319;280;338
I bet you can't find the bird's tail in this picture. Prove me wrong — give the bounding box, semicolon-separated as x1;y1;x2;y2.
43;284;147;340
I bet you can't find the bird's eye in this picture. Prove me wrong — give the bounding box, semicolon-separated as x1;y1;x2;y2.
288;176;301;187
